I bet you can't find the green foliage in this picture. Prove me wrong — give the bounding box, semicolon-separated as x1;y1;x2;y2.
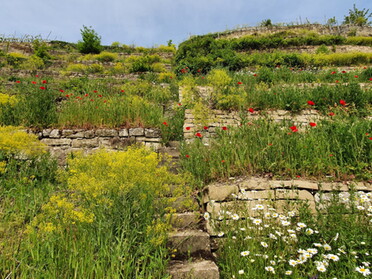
213;190;372;278
2;81;58;128
32;39;51;63
343;4;371;26
181;119;372;183
77;25;102;54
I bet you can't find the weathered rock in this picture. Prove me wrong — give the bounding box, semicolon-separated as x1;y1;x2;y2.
145;128;161;138
168;230;210;255
129;128;144;136
202;184;239;203
169;212;200;229
275;189;314;201
167;260;219;279
118;129;128;137
49;129;60;138
41;138;71;146
95;129;118;137
71;138;99;148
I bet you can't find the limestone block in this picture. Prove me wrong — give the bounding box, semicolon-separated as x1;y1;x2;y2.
42;129;52;137
318;182;349;191
238;190;275;200
202;184;239;203
118;129;128;137
71;138;99;148
275;189;314;201
129;128;144;136
145;128;161;138
95;129;118;137
49;129;60;138
144;142;162;151
41;138;71;146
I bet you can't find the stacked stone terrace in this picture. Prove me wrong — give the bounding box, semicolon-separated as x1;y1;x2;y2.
29;128;162;164
203;177;372;236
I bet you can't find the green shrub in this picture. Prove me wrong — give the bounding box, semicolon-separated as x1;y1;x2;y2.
77;25;102;54
94;51;117;62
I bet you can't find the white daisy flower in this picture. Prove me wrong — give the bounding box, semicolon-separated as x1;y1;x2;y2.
356;266;371;276
240;251;250;256
285;270;292;275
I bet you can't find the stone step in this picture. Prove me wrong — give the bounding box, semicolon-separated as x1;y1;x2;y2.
168;229;211;257
167;260;219;279
169;212;200;229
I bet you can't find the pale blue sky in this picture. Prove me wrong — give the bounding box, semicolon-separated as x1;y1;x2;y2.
1;0;370;47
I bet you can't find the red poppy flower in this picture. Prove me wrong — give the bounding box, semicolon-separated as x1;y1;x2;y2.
121;89;125;92
162;121;168;126
203;126;208;130
253;74;257;77
185;154;190;158
342;70;346;73
186;127;191;130
98;94;103;98
90;99;94;102
39;86;46;90
103;100;107;103
93;90;98;93
221;160;225;163
195;132;202;138
366;133;369;136
354;75;359;78
268;143;273;146
170;76;173;79
66;94;70;98
16;80;21;83
369;78;372;81
335;80;339;83
309;122;317;127
369;137;372;140
31;81;37;84
84;94;89;97
331;71;336;75
248;108;255;113
35;75;39;77
339;99;346;106
329;112;335;116
197;69;201;73
59;89;64;93
290;126;298;132
237;81;243;85
307;100;315;106
222;126;227;130
329;154;334;157
42;80;47;84
296;175;301;178
178;103;182;106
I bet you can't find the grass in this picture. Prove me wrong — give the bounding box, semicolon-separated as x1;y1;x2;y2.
180;118;372;183
0;133;191;278
210;190;372;278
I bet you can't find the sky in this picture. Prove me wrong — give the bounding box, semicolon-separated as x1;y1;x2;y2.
1;0;370;47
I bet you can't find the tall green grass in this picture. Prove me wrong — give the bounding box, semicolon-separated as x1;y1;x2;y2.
181;118;372;183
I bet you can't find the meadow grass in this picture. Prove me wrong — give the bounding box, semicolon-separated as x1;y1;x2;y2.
0;128;192;278
180;118;372;183
210;190;372;278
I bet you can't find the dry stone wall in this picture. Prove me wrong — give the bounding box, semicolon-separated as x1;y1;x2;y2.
202;177;372;236
28;128;162;164
184;108;323;141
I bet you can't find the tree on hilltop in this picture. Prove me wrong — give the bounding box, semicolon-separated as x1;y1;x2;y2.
77;26;102;54
343;4;371;26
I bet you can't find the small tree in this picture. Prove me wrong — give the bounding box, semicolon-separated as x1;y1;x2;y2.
343;4;371;26
77;26;102;54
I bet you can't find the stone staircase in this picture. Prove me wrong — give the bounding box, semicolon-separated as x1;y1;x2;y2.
160;145;220;279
